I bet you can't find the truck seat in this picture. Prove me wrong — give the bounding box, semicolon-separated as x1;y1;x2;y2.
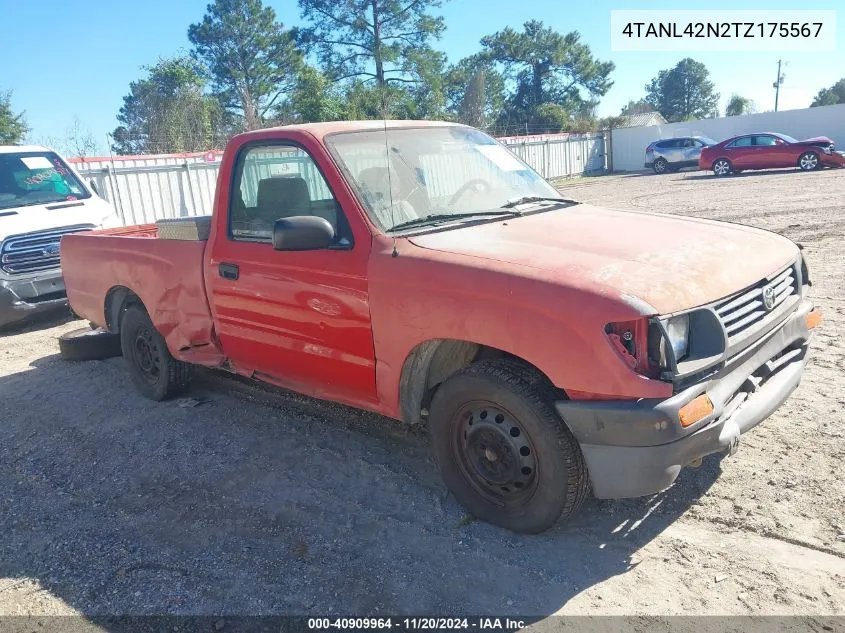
256;176;311;222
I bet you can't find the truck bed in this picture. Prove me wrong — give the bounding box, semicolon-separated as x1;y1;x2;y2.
61;224;222;364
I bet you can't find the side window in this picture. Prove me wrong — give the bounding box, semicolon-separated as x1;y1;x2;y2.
230;144;350;243
728;137;753;148
753;135;778;146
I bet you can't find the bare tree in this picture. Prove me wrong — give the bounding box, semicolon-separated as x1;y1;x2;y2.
65;116;100;158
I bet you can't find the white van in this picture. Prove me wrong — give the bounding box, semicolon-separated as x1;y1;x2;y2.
0;145;120;328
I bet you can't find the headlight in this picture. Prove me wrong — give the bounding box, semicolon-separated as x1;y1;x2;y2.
664;314;690;362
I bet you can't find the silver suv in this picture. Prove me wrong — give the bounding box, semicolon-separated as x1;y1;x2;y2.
645;136;716;174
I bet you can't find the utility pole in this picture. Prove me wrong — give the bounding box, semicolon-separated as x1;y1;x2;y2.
773;59;785;112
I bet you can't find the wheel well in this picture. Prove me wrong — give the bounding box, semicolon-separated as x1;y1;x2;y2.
104;286;144;334
398;339;558;425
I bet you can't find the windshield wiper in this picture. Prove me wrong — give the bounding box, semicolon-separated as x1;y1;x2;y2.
501;196;571;209
388;210;521;232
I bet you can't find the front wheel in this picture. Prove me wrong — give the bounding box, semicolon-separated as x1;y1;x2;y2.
798;151;820;171
713;158;732;177
120;304;193;401
429;359;588;534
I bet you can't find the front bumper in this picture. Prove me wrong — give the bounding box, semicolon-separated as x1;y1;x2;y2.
821;151;845;168
556;299;817;499
0;269;68;328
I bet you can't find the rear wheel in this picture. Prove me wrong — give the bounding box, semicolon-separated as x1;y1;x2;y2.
119;304;193;400
713;158;732;177
798;151;819;171
652;158;668;174
429;359;588;534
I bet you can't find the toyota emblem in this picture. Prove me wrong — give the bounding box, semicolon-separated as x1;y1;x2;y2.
761;285;776;311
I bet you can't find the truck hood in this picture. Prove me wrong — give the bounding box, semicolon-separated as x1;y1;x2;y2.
0;196;119;241
408;204;798;314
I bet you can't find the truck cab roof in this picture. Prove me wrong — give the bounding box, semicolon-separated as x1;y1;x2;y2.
236;119;462;142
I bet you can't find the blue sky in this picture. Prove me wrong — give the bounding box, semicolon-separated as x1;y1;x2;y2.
1;0;842;153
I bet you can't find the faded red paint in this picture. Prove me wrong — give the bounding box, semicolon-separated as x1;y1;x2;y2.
61;121;801;419
62;226;223;367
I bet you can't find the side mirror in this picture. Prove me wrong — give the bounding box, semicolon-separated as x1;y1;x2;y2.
273;216;335;251
89;179;100;196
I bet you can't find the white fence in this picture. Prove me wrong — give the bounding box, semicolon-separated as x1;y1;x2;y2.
70;132;606;225
499;133;607;180
70;152;223;226
610;103;845;172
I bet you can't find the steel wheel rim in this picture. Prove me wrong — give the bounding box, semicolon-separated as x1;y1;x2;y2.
133;326;160;384
451;401;538;507
715;160;729;175
800;154;818;170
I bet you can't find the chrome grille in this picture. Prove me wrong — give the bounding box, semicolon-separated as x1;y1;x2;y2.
0;225;95;275
714;264;798;340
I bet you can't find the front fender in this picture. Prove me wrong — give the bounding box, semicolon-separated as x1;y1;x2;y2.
368;242;672;421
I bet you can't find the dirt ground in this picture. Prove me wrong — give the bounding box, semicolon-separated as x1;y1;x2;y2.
0;167;843;622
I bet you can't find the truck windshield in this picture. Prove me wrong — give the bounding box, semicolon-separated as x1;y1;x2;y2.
0;151;90;210
325;126;566;232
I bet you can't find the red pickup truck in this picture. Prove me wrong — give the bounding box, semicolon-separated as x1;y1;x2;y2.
61;121;821;533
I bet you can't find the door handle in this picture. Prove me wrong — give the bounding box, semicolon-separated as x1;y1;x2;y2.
219;262;239;280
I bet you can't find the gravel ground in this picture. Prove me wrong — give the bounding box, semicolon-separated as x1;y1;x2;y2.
0;167;843;620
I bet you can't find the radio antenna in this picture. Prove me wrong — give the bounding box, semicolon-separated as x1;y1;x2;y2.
380;84;398;257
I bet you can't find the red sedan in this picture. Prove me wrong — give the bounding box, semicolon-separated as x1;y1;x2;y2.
699;132;845;177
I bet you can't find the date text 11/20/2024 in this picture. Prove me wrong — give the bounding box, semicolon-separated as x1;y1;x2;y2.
307;618;526;630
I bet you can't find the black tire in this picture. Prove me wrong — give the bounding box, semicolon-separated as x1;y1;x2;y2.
652;158;668;174
428;359;588;534
58;326;122;361
712;158;732;177
119;304;193;401
798;151;820;171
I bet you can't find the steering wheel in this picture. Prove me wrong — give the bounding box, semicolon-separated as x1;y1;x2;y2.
448;178;493;207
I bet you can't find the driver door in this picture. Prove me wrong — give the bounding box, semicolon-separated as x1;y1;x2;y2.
207;142;378;406
680;138;700;167
752;134;785;168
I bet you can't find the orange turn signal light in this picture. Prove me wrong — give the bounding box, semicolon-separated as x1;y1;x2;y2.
679;394;714;428
805;309;822;330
